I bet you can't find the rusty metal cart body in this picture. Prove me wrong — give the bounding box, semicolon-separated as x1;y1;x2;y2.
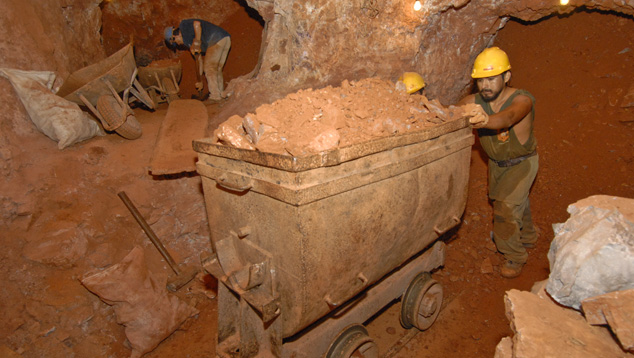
194;118;474;357
57;43;154;139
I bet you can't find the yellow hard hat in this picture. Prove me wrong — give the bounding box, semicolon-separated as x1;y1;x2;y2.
399;72;426;94
471;47;511;78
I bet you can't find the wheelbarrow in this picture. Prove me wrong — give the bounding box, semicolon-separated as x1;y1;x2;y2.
137;59;182;105
194;116;474;357
56;43;154;140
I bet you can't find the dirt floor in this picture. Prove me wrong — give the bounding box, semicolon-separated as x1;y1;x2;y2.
1;8;633;358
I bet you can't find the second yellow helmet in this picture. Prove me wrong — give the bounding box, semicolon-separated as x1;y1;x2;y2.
471;47;511;79
399;72;426;94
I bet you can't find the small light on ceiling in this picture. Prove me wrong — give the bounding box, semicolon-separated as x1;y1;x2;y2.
414;1;422;11
560;0;569;5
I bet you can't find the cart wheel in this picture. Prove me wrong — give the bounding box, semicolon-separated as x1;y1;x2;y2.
326;325;379;358
161;77;180;103
97;95;142;140
400;272;443;331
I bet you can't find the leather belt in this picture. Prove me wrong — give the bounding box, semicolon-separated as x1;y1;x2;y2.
493;151;537;167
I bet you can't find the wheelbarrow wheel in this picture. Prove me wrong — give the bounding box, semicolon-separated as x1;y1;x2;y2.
400;272;443;331
326;325;378;358
161;77;180;103
97;95;142;140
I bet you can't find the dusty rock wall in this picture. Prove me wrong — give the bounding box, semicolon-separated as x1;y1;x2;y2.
224;0;634;114
2;0;633;125
0;0;104;76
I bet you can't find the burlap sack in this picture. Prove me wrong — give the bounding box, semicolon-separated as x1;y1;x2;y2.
81;246;198;358
0;68;103;149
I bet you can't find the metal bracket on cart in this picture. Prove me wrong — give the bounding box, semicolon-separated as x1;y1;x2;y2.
434;215;461;236
202;229;281;322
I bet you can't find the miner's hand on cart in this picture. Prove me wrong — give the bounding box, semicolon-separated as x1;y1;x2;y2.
462;102;490;128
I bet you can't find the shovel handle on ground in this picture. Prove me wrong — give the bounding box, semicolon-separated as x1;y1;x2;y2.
117;191;180;275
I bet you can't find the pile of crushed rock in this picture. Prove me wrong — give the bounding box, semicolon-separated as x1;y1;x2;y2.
212;77;468;156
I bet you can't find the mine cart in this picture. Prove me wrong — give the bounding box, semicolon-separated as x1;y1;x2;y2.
194;117;474;358
57;43;154;140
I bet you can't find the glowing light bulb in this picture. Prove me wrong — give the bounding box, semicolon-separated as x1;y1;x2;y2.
414;1;422;11
560;0;569;4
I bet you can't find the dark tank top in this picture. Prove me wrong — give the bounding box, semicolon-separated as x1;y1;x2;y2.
475;89;537;162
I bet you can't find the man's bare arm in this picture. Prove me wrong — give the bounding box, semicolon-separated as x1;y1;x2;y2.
484;94;532;130
191;20;202;55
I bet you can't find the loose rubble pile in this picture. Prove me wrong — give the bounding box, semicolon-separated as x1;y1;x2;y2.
212;77;469;156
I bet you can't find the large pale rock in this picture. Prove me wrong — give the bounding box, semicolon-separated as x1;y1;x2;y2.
504;289;631;358
546;196;634;310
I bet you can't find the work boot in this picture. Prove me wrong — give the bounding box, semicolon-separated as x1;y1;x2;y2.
500;260;524;279
522;242;535;249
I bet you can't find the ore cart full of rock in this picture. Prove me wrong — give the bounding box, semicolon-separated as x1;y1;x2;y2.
194;117;474;358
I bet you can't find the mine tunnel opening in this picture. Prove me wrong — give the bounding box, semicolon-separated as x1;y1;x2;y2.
218;1;266;83
488;8;634;205
100;0;264;100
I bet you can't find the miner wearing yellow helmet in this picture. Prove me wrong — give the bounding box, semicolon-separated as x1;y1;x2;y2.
459;46;538;279
396;72;426;94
